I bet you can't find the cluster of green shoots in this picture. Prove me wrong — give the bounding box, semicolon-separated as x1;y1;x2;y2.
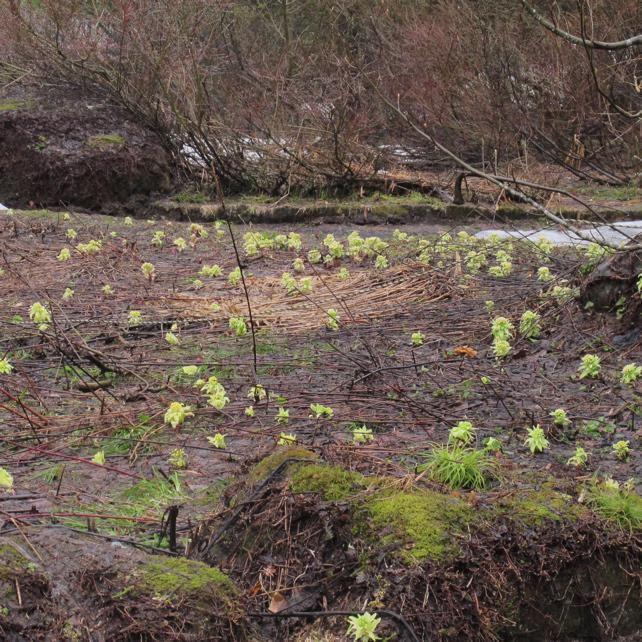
29;302;51;331
243;231;302;256
164;402;194;429
578;354;601;379
346;612;381;641
281;271;313;295
197;375;230;410
524;425;549;454
228;267;242;287
325;308;340;331
229;316;248;337
488;247;512;277
141;262;156;281
200;264;222;278
0;357;13;375
309;403;334;419
151;230;166;247
351;424;374;444
208;433;227;449
519;310;541;339
76;239;102;255
491;316;513;359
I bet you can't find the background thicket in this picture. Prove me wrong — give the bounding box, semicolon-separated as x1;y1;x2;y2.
1;0;640;193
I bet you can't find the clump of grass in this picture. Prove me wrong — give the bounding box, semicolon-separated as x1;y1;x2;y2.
420;444;496;490
86;132;126;149
586;480;642;530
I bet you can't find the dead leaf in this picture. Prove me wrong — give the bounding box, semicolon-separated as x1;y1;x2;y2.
268;591;288;613
452;345;478;358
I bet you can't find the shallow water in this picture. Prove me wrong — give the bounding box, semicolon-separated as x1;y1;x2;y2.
475;220;642;247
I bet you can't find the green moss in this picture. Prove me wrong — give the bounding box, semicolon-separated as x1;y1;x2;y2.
290;464;365;501
0;544;33;577
499;486;586;526
362;489;474;562
134;557;236;602
0;99;28;111
172;190;208;204
86;132;126;149
250;447;318;482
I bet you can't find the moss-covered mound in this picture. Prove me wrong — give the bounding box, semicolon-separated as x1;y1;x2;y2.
189;452;642;641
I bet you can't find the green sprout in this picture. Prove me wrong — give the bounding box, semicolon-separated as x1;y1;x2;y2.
620;363;641;385
248;384;267;402
164;402;194;429
483;436;502;452
62;288;74;302
141;262;156;281
492;338;511;359
196;264;221;280
124;216;133;226
57;248;71;262
66;228;77;240
127;310;143;327
91;450;106;466
339;267;350;280
519;310;541;339
411;331;424;347
0;467;14;491
199;376;229;410
228;267;242;287
346;612;381;642
325;308;340;331
567;447;589;467
182;366;198;376
244;406;255;417
229;316;248;337
448;420;476;445
549;408;571;428
374;255;389;269
491;316;514;341
578;354;601;379
151;230;166;247
275;407;290;425
351;425;374;444
278;432;297;446
537;266;553;282
169;448;188;469
307;248;322;264
524;425;549;454
173;237;187;252
208;433;227;449
29;302;51;330
484;300;495;313
76;239;102;255
309;403;334;420
0;358;13;375
102;284;114;296
292;257;305;273
548;285;579;304
165;331;180;346
612;440;631;461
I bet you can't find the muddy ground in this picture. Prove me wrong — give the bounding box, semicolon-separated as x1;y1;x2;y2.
0;208;641;641
0;85;172;211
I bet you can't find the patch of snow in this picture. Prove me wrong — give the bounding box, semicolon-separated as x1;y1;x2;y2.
0;203;8;210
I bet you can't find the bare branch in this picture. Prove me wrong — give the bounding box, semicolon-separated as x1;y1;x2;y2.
520;1;642;50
